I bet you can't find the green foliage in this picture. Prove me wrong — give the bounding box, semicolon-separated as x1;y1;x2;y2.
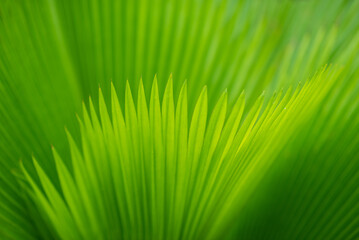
22;68;359;239
0;0;359;239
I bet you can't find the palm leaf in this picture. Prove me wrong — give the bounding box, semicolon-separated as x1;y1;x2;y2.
0;0;358;239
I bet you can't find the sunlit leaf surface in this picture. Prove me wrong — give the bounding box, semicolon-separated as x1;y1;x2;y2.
0;0;359;239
